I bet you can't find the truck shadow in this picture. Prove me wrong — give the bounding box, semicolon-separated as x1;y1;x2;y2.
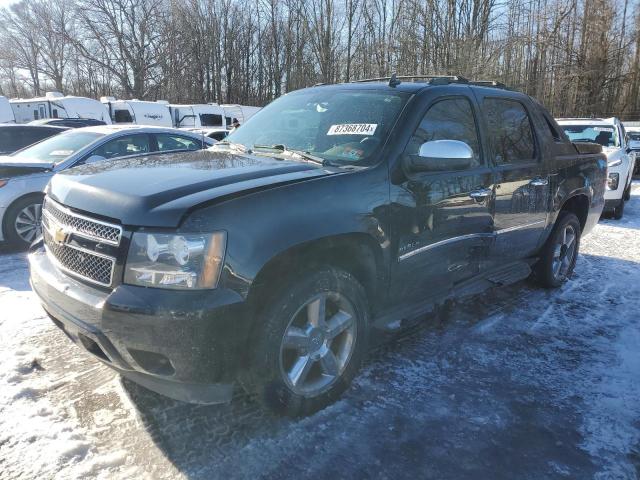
117;251;639;479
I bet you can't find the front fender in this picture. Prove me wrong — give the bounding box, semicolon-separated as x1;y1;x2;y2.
180;165;393;299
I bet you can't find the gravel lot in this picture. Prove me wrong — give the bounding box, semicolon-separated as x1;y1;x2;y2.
2;184;640;479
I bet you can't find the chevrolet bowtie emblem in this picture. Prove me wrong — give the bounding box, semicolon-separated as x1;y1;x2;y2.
53;226;70;245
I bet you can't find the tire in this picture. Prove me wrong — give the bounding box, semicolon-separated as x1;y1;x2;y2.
535;211;581;289
613;198;625;220
3;195;44;249
245;267;369;416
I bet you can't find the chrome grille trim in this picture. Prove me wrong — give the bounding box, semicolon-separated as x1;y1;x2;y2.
42;227;116;288
43;197;122;246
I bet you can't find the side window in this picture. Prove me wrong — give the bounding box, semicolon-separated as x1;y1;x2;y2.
91;134;150;159
405;97;482;167
19;128;55;148
200;114;223;127
113;109;133;123
52;109;58;118
155;134;201;152
0;129;18;152
484;98;536;164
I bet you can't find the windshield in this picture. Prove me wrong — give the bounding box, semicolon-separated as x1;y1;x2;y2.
10;131;103;165
561;124;620;148
225;89;410;165
628;132;640;142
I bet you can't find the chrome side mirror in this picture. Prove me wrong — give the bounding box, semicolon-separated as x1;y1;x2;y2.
405;139;474;173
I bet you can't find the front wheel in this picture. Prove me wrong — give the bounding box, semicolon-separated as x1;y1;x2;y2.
246;268;369;416
535;212;581;288
3;195;44;249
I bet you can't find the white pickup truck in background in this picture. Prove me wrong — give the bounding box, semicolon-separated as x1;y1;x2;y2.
558;117;635;219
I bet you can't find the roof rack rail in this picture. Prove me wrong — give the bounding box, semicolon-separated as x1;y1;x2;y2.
470;80;511;90
351;75;469;86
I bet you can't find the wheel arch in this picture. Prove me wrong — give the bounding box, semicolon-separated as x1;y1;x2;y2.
247;232;385;316
558;193;589;231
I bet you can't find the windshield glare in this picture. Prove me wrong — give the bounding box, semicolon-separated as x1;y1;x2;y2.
562;125;620;148
11;131;103;165
225;89;410;165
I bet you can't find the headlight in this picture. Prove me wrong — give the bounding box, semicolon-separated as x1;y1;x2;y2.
607;173;619;191
124;231;226;290
0;178;8;188
608;158;622;168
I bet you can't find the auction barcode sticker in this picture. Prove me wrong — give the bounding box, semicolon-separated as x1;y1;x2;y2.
327;124;377;135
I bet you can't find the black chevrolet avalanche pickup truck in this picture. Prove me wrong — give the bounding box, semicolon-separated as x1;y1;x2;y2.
29;77;607;416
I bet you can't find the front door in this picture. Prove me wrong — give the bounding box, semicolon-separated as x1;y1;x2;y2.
390;93;495;306
474;93;549;262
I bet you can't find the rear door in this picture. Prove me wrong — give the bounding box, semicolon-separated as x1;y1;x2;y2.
389;91;495;305
474;90;549;262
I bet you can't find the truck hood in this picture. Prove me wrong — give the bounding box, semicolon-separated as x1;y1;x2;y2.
48;149;338;227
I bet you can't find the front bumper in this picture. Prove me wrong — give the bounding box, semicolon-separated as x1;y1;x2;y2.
29;246;249;404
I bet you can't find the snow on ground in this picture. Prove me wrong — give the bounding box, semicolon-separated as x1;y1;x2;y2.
1;185;640;479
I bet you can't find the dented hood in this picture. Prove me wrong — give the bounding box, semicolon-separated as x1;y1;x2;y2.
47;149;336;227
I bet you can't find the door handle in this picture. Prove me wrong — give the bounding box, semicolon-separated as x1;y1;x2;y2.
469;188;492;201
530;177;549;186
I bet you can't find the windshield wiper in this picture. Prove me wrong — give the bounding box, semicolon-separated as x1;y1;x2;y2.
252;144;327;165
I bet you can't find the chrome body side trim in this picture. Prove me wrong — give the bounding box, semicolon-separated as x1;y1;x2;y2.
398;232;494;262
398;220;547;262
494;220;546;235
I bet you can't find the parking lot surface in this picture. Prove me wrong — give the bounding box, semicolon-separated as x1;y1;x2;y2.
1;185;640;479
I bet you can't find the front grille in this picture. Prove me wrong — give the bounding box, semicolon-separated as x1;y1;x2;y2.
41;197;120;287
43;198;122;245
43;229;115;287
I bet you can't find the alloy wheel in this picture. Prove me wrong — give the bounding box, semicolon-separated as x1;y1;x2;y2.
14;203;42;243
279;292;357;396
552;224;577;281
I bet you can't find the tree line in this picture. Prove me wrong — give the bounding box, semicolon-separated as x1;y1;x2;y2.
0;0;638;119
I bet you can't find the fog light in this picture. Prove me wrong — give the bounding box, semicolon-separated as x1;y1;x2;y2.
607;173;619;190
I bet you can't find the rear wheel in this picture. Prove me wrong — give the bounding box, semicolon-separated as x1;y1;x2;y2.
3;195;43;249
613;198;625;220
535;212;581;288
246;268;368;416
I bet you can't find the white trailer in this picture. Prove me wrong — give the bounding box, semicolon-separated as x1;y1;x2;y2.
169;104;227;129
220;104;261;125
170;103;260;129
10;92;111;124
101;97;172;127
0;96;15;123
